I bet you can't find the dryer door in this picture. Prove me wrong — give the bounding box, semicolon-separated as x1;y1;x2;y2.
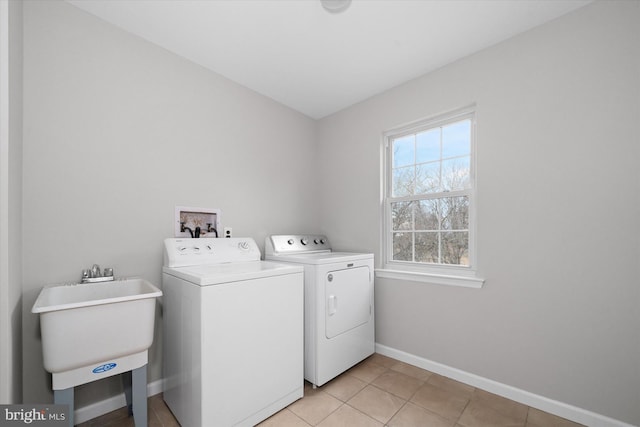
325;266;371;339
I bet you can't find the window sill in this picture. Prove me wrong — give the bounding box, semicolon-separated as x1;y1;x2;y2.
375;268;485;288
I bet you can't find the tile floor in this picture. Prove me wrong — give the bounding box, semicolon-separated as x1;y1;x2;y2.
79;353;585;427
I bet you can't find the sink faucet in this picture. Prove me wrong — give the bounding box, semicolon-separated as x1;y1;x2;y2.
91;264;101;278
81;264;114;283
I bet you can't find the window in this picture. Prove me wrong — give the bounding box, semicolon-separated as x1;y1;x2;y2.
380;106;483;288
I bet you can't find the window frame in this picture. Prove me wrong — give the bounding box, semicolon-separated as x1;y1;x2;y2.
379;106;484;288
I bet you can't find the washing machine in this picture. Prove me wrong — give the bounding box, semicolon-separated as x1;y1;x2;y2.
265;235;374;387
162;237;304;427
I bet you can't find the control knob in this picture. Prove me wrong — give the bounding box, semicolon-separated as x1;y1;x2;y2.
287;239;294;245
301;238;308;245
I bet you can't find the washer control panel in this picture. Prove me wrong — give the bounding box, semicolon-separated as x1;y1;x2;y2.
266;235;331;255
164;237;260;267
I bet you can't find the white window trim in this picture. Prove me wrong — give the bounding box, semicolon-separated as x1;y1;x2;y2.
379;105;484;289
375;268;484;288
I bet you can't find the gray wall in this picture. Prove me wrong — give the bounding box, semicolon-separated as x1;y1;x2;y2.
0;0;23;404
18;0;640;425
318;1;639;425
22;0;317;406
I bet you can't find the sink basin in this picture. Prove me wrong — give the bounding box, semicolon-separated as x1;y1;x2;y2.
32;278;162;389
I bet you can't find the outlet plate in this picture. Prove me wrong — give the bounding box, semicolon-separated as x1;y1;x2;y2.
224;227;232;238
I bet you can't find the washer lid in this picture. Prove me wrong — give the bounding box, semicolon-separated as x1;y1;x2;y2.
265;251;373;265
163;261;303;286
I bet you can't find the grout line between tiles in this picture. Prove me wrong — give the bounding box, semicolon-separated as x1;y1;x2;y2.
456;397;472;427
288;408;313;427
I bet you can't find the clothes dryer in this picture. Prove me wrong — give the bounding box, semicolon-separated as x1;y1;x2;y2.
265;235;374;387
162;237;304;427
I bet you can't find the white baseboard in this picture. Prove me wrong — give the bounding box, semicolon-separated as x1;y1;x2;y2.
375;343;634;427
74;378;164;424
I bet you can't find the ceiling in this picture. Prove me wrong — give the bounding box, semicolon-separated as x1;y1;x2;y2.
66;0;592;119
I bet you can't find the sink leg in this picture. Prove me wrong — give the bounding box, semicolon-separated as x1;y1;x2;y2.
132;364;147;427
122;371;133;416
54;387;74;427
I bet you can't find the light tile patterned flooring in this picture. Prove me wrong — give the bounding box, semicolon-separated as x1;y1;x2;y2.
79;353;585;427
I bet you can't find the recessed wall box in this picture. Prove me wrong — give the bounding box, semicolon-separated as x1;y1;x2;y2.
175;206;221;238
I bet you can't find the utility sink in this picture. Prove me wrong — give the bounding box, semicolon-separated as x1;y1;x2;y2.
32;278;162;390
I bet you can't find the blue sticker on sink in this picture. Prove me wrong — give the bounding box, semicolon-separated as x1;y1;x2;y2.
92;363;117;374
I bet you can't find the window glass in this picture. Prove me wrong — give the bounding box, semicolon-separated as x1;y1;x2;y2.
416;129;440;163
442;120;470;158
393;135;415;168
385;113;474;269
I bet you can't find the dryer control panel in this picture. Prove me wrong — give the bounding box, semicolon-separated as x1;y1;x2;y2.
265;235;331;255
164;237;260;267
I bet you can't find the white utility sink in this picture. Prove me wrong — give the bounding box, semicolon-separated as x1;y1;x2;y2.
32;278;162;390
